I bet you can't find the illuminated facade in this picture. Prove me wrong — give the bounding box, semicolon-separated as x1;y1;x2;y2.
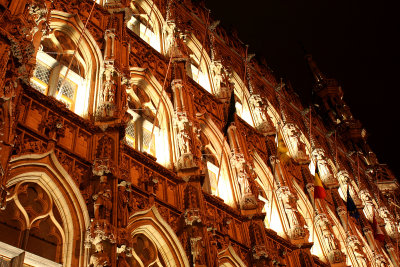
0;0;399;266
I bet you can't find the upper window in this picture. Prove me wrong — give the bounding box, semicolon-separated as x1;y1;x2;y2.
235;97;254;126
125;109;158;158
124;82;170;166
127;3;162;52
188;55;212;93
30;31;87;116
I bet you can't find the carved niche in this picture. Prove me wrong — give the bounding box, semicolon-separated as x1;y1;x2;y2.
281;123;308;163
248;94;274;135
276;186;309;243
312;148;337;187
314;213;345;265
346;235;369;267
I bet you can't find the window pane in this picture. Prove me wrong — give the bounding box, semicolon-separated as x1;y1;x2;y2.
207;161;219;195
30;61;50;94
56;76;77;110
142;127;155;156
34;62;51;84
125;121;136;148
57;78;75;99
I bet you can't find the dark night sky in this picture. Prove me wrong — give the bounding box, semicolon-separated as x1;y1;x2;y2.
204;0;400;178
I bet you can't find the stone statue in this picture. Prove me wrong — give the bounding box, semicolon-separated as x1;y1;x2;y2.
117;182;130;227
89;241;110;267
93;176;112;221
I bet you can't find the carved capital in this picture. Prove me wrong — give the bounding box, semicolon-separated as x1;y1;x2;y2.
184;209;201;226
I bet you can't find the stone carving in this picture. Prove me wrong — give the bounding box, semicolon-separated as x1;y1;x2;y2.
249;222;268;261
249;94;274;134
184;185;201;225
315;213;345;264
346;235;368;267
210;60;223;93
86;221;116;267
276;186;309;242
379;206;399;239
374;254;389;267
93;176;113;221
97;65;117;119
39;113;64;140
282;123;308;163
89;241;111;267
175;112;196;169
358;189;375;220
117;181;131;228
312;148;336;185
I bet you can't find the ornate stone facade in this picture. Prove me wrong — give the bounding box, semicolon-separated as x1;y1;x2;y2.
0;0;399;266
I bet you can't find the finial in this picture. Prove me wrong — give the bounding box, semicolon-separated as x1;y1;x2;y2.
305;54;327;87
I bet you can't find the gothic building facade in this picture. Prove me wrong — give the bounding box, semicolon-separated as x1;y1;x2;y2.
0;0;399;266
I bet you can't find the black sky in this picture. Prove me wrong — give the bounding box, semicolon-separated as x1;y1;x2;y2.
204;0;400;178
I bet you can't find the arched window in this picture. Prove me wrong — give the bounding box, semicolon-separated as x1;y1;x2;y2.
0;182;63;264
125;73;173;167
126;87;159;157
30;13;102;117
130;233;168;266
127;207;190;267
202;147;220;195
230;72;255;126
185;36;214;93
199;119;237;207
127;0;162;53
31;31;86;113
188;53;212;92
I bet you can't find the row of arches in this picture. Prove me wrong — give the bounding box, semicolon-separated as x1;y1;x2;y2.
0;152;247;266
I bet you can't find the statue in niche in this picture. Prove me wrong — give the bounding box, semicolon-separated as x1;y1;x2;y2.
89;241;110;267
316;215;343;263
238;171;251;196
93;175;112;221
211;60;223;92
177;129;191;156
277;187;308;240
379;206;398;238
102;68;116;104
117;181;130;227
312;149;335;183
284;123;308;162
352;243;368;267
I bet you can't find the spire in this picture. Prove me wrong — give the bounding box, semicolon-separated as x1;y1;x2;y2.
305;54;327;90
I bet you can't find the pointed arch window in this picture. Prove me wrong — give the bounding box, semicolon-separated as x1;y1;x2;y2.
127;3;162;52
124;80;174;165
126;109;158;158
0;183;64;265
188;54;212;93
233;93;254;126
30;31;88;115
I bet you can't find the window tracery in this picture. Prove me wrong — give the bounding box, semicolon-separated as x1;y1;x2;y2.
0;182;63;264
31;33;85;112
125;79;171;165
126;92;159;158
29;19;100;117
